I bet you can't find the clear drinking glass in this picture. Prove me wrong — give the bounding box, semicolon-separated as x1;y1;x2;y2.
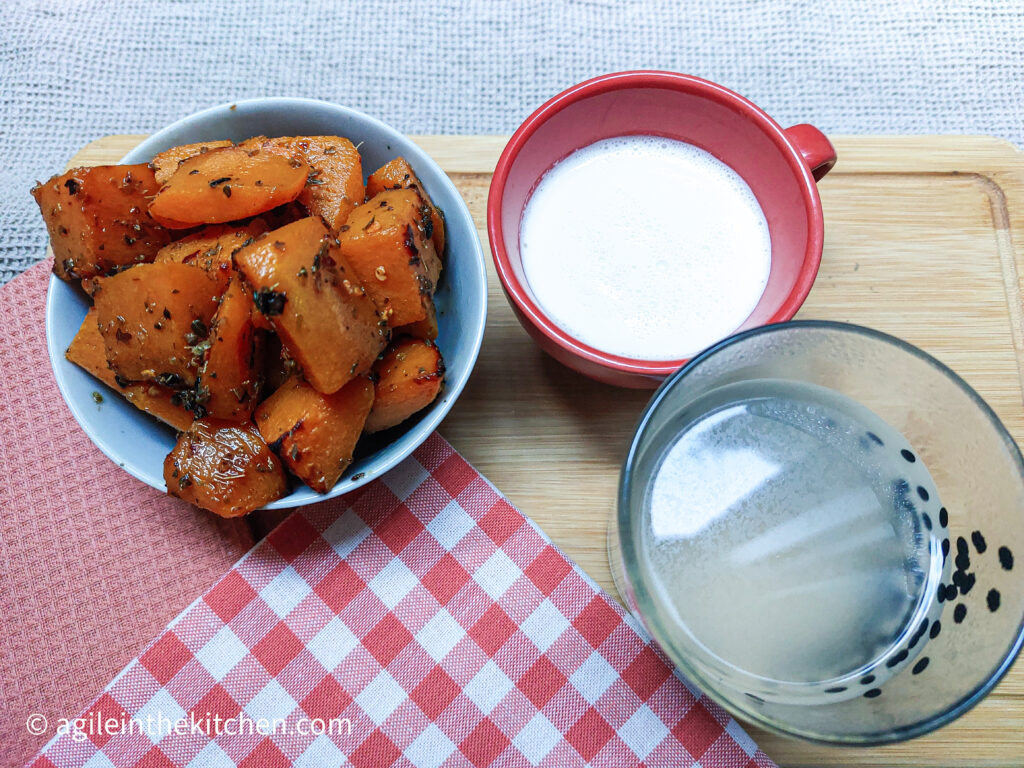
612;321;1024;744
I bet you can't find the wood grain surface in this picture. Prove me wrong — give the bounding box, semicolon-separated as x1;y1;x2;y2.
66;134;1024;767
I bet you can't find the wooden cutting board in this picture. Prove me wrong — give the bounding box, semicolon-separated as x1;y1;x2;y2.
69;135;1024;767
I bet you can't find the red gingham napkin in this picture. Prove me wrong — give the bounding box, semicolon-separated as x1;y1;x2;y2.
30;433;775;768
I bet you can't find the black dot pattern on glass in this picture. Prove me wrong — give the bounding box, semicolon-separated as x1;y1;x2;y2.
860;674;876;685
952;569;976;596
942;538;950;558
930;620;942;639
953;603;967;623
955;537;971;571
745;692;765;704
998;546;1014;571
937;583;946;603
864;688;882;698
912;657;929;675
945;584;958;601
901;449;916;463
908;618;929;649
867;431;884;446
825;686;847;694
987;589;1001;612
971;530;987;554
922;512;932;530
886;649;909;668
939;507;948;527
917;486;929;501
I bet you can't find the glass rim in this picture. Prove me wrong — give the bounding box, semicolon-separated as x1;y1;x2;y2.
617;319;1024;745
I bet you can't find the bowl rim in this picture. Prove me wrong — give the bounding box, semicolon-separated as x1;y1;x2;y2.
45;97;487;510
617;319;1024;745
486;70;824;379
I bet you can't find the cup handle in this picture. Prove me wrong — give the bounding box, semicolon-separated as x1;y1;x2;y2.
784;124;837;181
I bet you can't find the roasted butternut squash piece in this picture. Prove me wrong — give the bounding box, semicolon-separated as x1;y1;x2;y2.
366;157;445;255
32;164;170;281
364;338;444;433
336;189;441;328
94;262;223;387
164;419;287;516
234;217;389;394
66;309;193;432
255;375;374;493
149;146;308;228
154;220;267;296
195;275;260;421
155;220;267;269
151;140;234;185
247;136;364;229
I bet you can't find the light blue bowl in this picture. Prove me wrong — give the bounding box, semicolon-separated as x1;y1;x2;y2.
46;98;487;509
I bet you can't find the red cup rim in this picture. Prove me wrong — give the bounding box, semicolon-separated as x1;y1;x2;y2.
486;70;825;377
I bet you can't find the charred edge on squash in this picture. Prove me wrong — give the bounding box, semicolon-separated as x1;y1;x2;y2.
405;226;420;266
419;205;433;240
253;286;286;316
268;419;305;455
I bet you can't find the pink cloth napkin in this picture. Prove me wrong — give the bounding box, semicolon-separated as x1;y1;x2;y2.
29;432;775;768
0;261;254;767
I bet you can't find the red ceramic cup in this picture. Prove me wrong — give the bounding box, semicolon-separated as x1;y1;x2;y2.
487;71;836;388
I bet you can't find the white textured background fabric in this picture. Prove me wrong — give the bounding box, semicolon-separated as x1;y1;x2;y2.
2;0;1022;284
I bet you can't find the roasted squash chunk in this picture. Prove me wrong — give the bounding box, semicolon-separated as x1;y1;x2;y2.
234;217;389;394
151;140;234;185
164;418;287;516
94;262;223;387
337;189;441;328
248;136;364;229
66;308;193;432
32;164;170;281
255;375;374;493
366;157;445;256
149;146;308;228
195;275;260;421
155;220;267;296
364;338;444;433
155;220;267;270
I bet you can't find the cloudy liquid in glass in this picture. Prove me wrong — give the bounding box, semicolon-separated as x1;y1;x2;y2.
638;379;947;702
519;136;771;361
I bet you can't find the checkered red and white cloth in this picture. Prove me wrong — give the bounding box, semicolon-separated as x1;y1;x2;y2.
30;434;774;768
